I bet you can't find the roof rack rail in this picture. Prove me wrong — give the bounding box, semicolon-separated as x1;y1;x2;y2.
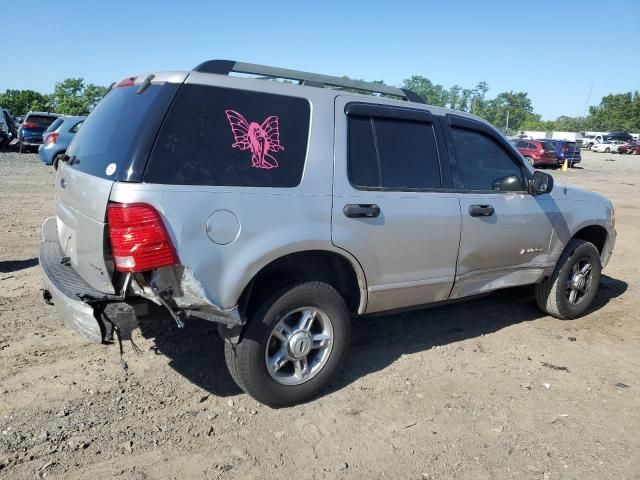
192;60;425;104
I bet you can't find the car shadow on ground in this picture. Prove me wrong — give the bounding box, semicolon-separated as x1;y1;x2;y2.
0;258;39;273
137;274;627;401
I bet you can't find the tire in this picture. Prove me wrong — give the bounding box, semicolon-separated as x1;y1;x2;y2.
605;147;610;153
525;156;534;167
52;153;64;170
535;239;602;319
588;143;593;150
225;281;351;407
224;341;246;393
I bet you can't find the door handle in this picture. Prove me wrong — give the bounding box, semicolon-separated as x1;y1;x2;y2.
468;204;495;217
344;204;381;218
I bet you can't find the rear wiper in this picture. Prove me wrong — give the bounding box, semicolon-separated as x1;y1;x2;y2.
137;74;156;95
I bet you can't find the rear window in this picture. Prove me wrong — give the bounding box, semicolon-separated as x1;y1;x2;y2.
26;115;57;127
66;84;179;181
46;118;64;132
144;84;310;187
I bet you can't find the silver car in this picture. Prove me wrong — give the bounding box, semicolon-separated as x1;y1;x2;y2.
40;61;616;407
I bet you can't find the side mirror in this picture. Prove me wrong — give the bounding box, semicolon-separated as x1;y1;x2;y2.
530;170;554;195
492;175;524;192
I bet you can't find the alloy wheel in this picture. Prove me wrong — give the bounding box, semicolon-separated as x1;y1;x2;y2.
265;307;334;386
566;258;593;305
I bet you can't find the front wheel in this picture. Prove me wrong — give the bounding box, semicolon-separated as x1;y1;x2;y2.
535;239;602;319
605;147;610;153
225;281;351;407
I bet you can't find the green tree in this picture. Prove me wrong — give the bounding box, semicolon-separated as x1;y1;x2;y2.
0;89;53;115
469;81;490;115
520;113;555;131
588;92;640;131
50;78;108;115
480;91;534;132
401;76;449;106
553;116;586;132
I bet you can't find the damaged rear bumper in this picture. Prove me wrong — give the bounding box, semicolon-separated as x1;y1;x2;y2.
39;217;244;343
39;217;116;343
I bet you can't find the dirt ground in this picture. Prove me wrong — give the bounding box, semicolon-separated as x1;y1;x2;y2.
0;148;638;480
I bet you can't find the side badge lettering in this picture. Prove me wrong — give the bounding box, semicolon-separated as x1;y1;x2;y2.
225;110;284;169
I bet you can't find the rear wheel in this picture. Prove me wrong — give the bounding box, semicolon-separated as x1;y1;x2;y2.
605;147;610;153
52;152;65;170
224;281;351;407
535;239;602;319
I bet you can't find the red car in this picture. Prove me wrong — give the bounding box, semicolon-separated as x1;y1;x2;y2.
618;143;640;155
512;139;559;167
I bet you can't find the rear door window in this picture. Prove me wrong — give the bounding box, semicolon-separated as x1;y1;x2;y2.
347;114;441;189
144;84;311;187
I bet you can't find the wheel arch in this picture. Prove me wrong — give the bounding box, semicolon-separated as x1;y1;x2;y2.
237;249;367;318
572;224;608;255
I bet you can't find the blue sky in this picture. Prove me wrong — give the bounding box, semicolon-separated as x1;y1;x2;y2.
2;0;639;119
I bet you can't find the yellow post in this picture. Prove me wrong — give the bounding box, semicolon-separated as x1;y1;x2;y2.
561;159;569;171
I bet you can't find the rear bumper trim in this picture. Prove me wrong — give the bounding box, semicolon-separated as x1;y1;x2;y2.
39;217;110;343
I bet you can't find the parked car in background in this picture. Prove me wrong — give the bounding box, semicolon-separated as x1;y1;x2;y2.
605;131;634;143
618;143;640;155
538;139;582;166
18;112;60;153
512;139;558;167
38;115;86;169
581;134;595;148
591;140;629;153
1;108;18;147
584;135;605;150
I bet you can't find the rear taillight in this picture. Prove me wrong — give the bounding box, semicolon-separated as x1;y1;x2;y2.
562;145;569;152
45;133;59;145
22;122;37;129
107;203;178;272
116;76;137;88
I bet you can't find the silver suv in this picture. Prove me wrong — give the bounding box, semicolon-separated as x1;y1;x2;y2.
40;60;616;407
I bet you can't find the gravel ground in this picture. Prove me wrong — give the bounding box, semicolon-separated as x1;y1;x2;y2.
0;147;639;479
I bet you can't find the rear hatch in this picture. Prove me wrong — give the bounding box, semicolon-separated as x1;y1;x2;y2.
42;117;65;142
22;114;58;142
55;76;183;292
563;141;581;160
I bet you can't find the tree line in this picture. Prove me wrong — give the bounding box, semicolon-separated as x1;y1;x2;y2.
1;76;638;133
0;79;107;118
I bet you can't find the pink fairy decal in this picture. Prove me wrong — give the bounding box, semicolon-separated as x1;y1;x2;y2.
225;110;285;169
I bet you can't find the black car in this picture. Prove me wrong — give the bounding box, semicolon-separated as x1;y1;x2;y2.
604;131;634;143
